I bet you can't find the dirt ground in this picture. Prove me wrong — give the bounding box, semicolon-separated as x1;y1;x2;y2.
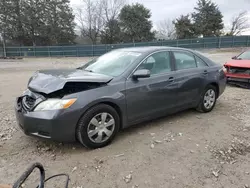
0;49;250;188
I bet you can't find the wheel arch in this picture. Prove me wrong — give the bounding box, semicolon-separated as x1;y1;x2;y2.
208;82;219;98
78;99;125;131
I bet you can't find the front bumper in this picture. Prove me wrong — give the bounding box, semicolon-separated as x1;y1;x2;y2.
15;101;80;142
225;73;250;88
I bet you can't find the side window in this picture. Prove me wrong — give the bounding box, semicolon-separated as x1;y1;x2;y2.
137;51;171;75
173;51;197;70
195;56;208;68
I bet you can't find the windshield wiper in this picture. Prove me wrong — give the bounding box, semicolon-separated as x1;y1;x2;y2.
84;69;93;72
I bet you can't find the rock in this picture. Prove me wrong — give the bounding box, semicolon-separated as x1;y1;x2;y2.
98;159;104;164
114;153;125;157
164;138;170;142
4;117;10;121
132;185;139;188
212;170;219;178
124;174;132;183
219;150;225;155
72;166;77;172
190;150;194;153
150;133;155;136
245;172;249;175
178;133;183;136
150;144;155;149
51;154;56;160
153;140;162;144
42;147;51;152
245;184;249;188
196;144;199;147
230;160;237;164
72;147;76;150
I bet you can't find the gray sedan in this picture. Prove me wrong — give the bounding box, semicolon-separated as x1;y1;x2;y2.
15;47;226;148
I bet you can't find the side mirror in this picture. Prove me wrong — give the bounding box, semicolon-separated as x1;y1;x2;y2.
132;69;150;79
232;56;237;60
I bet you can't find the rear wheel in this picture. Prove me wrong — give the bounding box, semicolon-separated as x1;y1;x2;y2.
196;85;217;113
76;104;120;149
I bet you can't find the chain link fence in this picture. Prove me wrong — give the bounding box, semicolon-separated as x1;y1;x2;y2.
2;35;250;57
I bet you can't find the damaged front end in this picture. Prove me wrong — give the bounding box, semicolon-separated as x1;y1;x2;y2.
17;82;107;112
224;66;250;89
16;69;113;112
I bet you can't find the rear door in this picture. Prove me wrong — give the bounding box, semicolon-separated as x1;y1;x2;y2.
171;50;208;107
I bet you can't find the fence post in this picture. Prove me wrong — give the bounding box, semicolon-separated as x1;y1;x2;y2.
247;36;250;47
218;36;221;49
33;46;36;57
92;45;94;57
2;39;6;58
232;36;235;47
48;46;50;57
176;40;179;47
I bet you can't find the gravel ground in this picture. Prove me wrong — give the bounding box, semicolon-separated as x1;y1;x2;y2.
0;49;250;188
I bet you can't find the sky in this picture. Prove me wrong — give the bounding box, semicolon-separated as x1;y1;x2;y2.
70;0;250;35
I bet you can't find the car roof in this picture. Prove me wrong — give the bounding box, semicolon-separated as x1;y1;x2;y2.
116;46;193;53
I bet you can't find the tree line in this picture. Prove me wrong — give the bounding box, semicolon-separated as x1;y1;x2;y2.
0;0;249;46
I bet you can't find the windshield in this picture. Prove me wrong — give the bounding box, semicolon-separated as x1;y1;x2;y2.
79;51;142;76
237;51;250;60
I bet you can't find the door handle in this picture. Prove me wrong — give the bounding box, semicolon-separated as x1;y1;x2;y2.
169;77;174;82
203;70;208;75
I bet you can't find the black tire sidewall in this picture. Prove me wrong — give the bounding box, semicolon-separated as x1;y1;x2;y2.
77;104;120;149
200;85;217;113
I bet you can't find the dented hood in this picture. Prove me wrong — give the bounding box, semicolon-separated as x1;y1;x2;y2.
225;60;250;68
28;69;113;94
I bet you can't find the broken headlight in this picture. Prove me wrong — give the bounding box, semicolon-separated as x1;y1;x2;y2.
34;98;77;111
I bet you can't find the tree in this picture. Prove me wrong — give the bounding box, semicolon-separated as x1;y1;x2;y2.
0;0;26;45
192;0;224;37
228;11;250;36
0;0;76;46
76;0;104;44
157;19;176;39
100;0;125;44
22;0;46;46
174;15;196;39
119;3;155;42
43;0;76;45
100;19;122;44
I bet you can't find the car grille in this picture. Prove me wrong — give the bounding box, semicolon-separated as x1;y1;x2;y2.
228;66;250;75
22;96;36;111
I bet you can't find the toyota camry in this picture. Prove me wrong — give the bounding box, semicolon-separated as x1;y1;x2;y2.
15;47;226;148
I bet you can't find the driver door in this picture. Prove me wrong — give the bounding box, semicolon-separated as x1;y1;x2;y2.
125;51;179;124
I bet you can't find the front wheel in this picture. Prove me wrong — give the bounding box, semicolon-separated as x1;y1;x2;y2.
76;104;120;149
196;85;217;113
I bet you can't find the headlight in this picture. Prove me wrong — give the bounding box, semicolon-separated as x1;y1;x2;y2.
222;65;227;73
34;98;77;111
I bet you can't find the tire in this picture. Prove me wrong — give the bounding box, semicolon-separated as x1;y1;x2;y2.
196;85;217;113
76;104;120;149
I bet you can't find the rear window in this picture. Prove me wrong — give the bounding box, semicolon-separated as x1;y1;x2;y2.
173;51;197;70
